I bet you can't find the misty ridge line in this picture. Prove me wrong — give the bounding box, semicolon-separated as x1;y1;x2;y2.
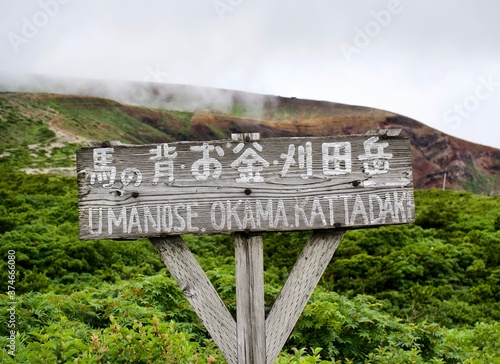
0;73;285;119
0;73;394;129
2;72;499;153
7;0;73;54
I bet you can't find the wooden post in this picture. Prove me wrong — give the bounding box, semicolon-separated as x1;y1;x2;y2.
232;132;266;364
77;131;414;363
235;233;266;364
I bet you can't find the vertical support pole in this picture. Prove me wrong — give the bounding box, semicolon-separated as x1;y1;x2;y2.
235;233;266;364
232;132;265;363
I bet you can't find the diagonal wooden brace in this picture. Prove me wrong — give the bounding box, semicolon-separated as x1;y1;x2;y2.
265;230;345;364
150;236;238;364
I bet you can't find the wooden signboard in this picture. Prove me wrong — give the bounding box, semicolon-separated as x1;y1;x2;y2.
77;130;414;364
77;130;414;240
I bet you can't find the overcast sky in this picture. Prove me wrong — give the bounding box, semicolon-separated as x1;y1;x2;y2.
1;0;499;148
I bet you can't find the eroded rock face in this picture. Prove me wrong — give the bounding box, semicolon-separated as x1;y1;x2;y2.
185;97;499;193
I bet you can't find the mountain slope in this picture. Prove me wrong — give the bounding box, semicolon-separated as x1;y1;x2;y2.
0;91;498;194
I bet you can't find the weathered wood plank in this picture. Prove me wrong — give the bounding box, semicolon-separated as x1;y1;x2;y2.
235;234;266;364
265;230;345;364
149;236;237;364
77;133;414;239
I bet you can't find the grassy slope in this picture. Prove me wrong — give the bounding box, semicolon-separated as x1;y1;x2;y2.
0;93;197;172
0;93;195;147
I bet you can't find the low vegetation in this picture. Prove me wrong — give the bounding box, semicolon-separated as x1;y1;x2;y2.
0;167;499;362
0;92;499;362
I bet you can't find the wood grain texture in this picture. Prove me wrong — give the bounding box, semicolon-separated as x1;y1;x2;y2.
78;134;414;239
265;230;345;364
149;237;237;364
235;234;266;364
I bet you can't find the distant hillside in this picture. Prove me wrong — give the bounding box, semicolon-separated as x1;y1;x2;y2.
0;89;499;194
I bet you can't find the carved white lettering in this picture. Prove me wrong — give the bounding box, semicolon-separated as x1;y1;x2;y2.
128;206;142;234
280;144;295;177
256;199;273;228
350;195;369;225
89;208;103;235
186;203;199;232
226;200;243;229
382;193;395;223
393;191;407;223
162;205;173;232
294;197;310;228
190;143;224;180
211;201;225;230
120;168;142;187
358;137;393;176
369;194;384;224
143;205;161;233
298;142;313;179
407;190;415;221
340;195;352;226
324;195;339;226
108;207;127;234
231;142;269;183
322;142;352;175
310;197;327;226
86;191;413;238
173;204;186;232
243;200;256;229
150;144;177;185
274;199;289;228
90;148;116;187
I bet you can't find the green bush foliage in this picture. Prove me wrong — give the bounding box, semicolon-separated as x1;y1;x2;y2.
1;168;500;362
